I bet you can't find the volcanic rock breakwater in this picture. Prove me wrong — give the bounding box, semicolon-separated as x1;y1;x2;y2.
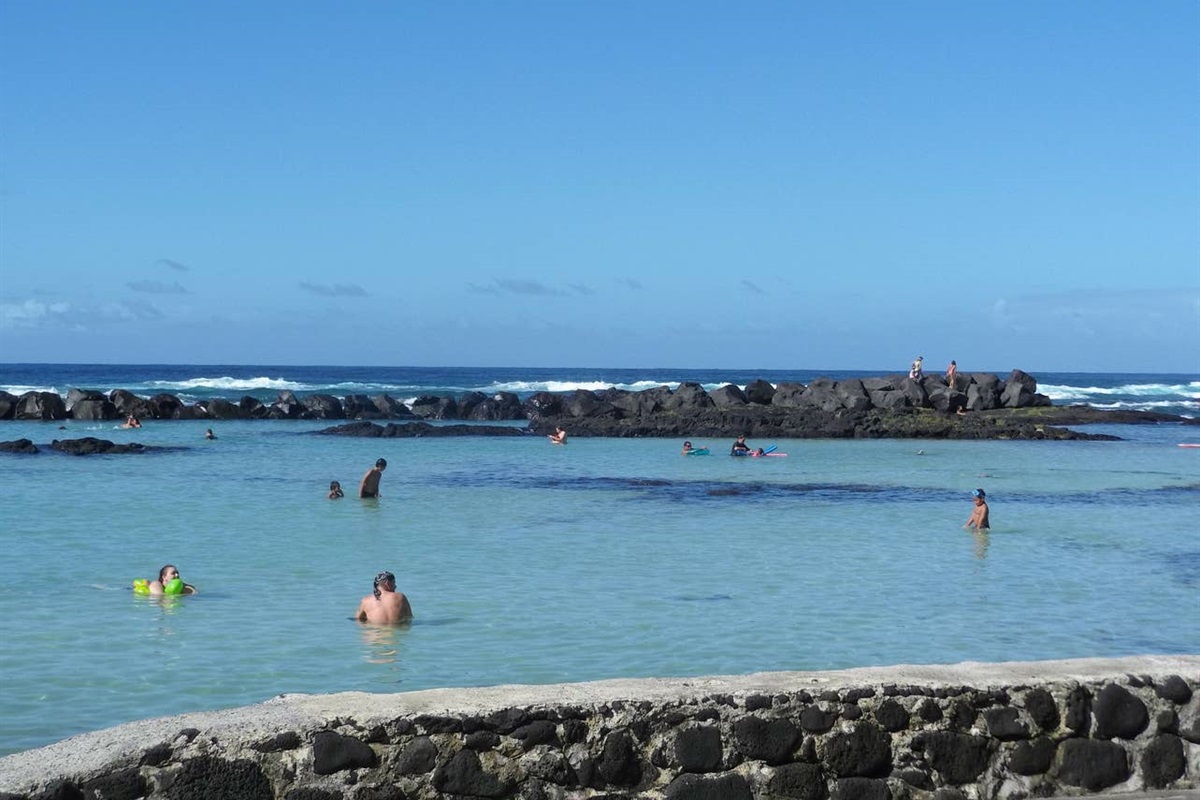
0;658;1196;800
2;370;1188;440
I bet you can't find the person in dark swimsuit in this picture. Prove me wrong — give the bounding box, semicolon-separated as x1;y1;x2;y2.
359;458;386;498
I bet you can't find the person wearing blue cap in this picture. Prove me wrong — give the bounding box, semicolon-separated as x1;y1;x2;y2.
964;488;990;530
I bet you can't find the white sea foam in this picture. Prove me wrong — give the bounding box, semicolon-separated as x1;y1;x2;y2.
482;379;681;394
480;379;754;394
0;384;60;395
149;376;308;392
1039;381;1200;401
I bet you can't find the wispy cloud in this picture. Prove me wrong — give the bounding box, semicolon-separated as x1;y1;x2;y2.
618;278;643;290
741;279;766;295
128;280;187;294
0;299;71;329
157;258;190;272
494;279;564;296
299;282;369;297
466;282;500;295
568;283;595;296
0;297;164;330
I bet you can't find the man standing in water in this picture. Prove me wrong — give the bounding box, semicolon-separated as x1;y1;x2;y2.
359;458;387;498
355;571;412;624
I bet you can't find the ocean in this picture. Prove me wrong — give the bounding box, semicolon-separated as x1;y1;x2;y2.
0;364;1197;756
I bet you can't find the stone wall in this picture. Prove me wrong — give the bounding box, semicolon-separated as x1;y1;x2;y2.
0;657;1197;800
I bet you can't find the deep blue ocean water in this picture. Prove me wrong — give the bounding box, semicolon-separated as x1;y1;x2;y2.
0;364;1197;756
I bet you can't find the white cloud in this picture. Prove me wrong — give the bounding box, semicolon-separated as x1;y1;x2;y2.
128;280;188;294
0;299;71;329
298;282;369;297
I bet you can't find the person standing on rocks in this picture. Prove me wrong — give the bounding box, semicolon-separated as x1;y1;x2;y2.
355;571;412;624
359;458;387;498
909;356;924;380
946;360;958;391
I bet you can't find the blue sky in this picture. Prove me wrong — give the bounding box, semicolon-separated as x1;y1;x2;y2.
1;2;1197;372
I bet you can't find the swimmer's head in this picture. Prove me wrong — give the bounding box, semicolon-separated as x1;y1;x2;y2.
972;488;986;499
158;564;180;583
375;458;387;469
373;571;395;599
684;441;691;448
330;480;341;490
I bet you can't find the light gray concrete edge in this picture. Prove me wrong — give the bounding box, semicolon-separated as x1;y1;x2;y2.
2;655;1198;792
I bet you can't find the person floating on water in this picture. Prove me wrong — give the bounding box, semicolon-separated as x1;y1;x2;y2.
909;356;924;380
731;435;752;456
134;564;196;596
682;440;705;455
359;458;386;498
328;480;344;499
205;428;216;440
964;488;990;530
355;570;412;624
548;426;567;445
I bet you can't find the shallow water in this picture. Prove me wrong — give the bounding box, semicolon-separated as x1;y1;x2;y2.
0;417;1197;754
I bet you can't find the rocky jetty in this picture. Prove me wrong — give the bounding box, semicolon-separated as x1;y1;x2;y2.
0;370;1188;440
0;657;1196;800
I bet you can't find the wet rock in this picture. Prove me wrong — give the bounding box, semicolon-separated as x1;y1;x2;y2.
0;438;38;454
15;391;66;420
50;437;146;455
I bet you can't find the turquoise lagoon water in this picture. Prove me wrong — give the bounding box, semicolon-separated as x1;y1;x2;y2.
0;416;1198;755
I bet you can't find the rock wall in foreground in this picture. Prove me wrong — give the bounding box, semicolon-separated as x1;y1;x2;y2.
0;657;1197;800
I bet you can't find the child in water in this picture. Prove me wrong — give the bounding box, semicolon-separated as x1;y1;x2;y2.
328;480;344;499
964;488;990;530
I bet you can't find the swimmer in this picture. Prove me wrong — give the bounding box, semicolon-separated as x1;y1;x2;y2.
146;564;197;595
122;415;142;429
328;480;344;499
205;428;216;440
964;488;990;530
682;440;699;455
355;571;412;624
548;426;567;445
731;435;751;455
359;458;387;498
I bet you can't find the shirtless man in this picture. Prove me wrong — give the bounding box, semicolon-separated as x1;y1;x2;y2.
946;360;958;391
964;488;990;530
355;571;412;624
359;458;386;498
548;426;567;445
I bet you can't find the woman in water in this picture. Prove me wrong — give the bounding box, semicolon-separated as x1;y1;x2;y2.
147;564;197;595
